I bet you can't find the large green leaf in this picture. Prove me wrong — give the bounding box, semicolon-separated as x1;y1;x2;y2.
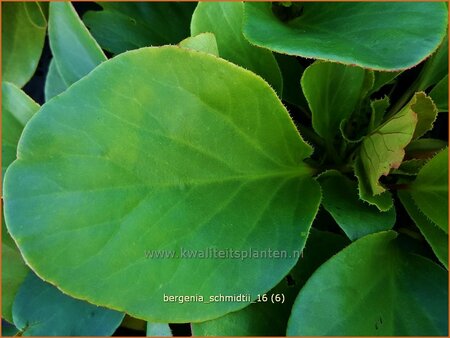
2;2;47;87
83;2;195;54
319;170;395;241
410;148;448;233
4;46;320;322
44;59;68;101
301;61;367;141
48;2;106;86
355;93;418;205
12;273;124;336
192;230;348;336
191;2;282;94
287;231;448;336
242;2;447;71
399;191;448;269
430;75;448;113
2;82;40;179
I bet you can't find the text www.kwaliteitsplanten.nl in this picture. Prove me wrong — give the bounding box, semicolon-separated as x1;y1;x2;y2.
144;247;302;260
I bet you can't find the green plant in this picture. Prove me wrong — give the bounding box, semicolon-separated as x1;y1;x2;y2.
2;1;448;336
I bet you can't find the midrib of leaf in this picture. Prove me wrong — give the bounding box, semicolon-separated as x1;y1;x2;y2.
9;165;308;199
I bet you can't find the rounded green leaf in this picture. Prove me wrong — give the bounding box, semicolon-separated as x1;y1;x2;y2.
2;2;47;87
83;2;195;54
319;170;395;241
48;2;107;86
410;148;448;233
191;2;283;94
243;2;447;71
287;231;448;336
301;61;367;140
4;46;320;322
12;273;124;336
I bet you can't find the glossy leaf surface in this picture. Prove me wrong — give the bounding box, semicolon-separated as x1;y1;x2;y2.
243;2;447;71
4;46;320;322
287;231;448;336
191;2;282;94
2;2;47;87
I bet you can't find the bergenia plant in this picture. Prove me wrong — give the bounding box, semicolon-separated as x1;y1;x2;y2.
1;1;448;336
